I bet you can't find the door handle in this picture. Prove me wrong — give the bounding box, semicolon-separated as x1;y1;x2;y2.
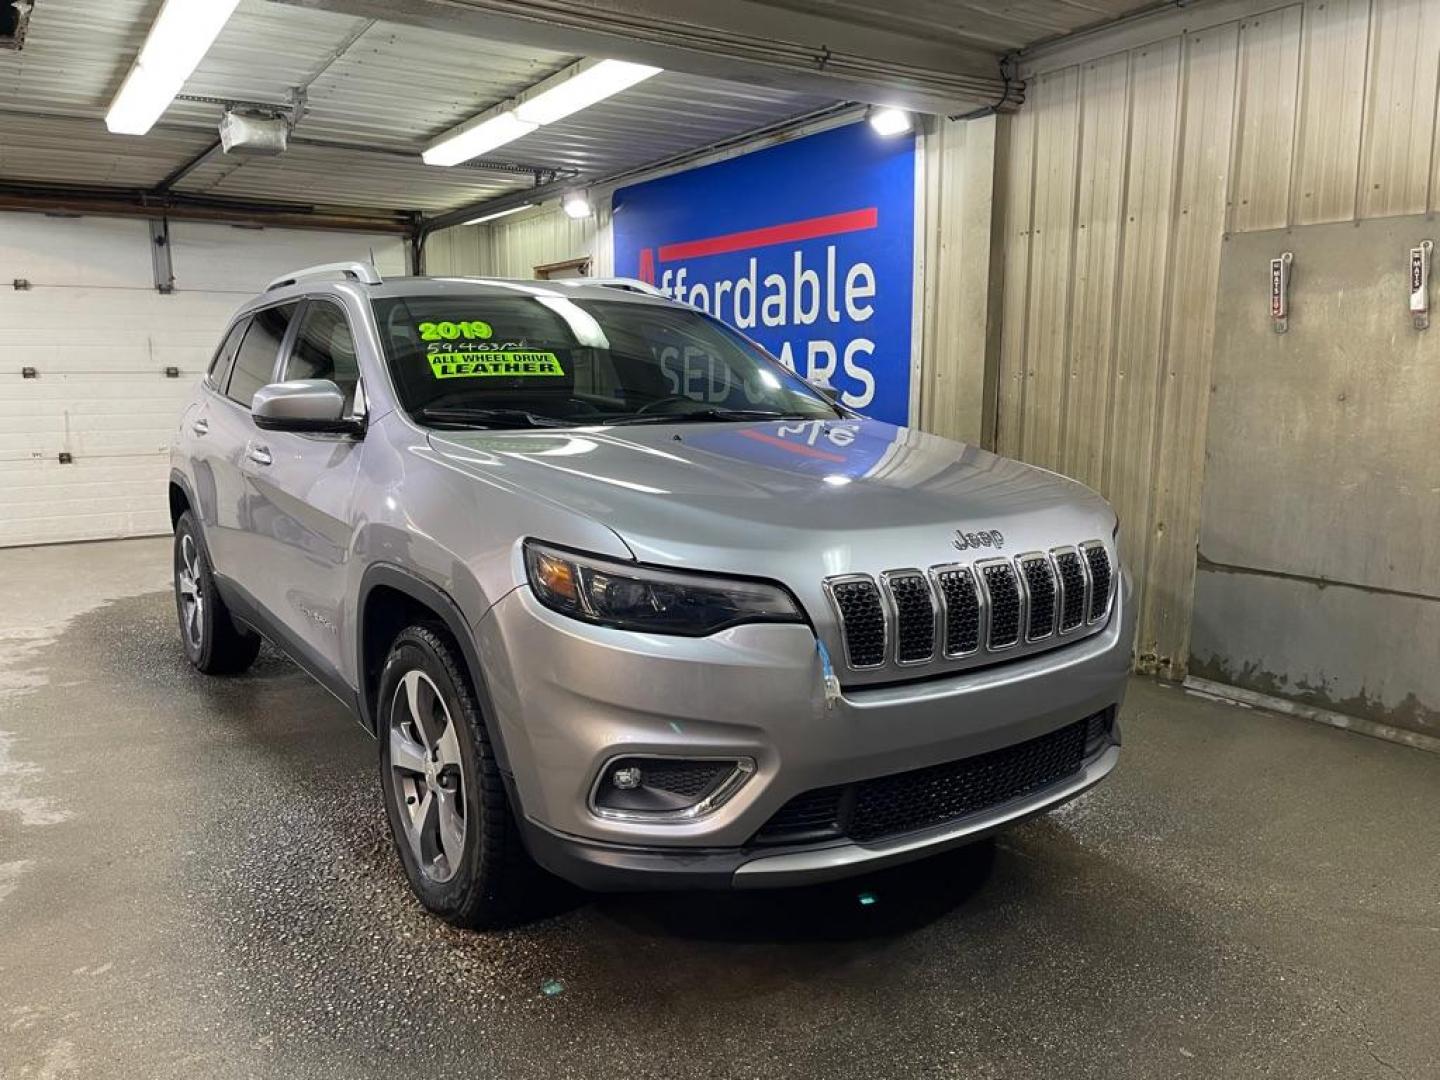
191;418;209;436
246;442;273;467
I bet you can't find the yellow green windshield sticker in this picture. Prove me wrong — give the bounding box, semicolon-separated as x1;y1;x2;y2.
427;351;566;379
419;320;492;341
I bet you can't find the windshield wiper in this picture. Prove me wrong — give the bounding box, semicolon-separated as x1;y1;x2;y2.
416;406;573;430
606;408;821;426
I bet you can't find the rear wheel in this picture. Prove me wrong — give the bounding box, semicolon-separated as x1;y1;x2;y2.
173;511;260;675
377;625;527;928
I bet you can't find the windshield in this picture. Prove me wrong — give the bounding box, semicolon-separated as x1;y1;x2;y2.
371;292;841;429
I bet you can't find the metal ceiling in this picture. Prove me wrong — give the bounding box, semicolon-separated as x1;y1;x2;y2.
753;0;1162;54
0;0;1160;222
0;0;838;217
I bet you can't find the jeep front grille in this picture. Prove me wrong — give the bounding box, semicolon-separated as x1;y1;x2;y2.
1020;555;1057;640
981;561;1021;649
1055;550;1087;631
822;540;1114;676
935;567;980;656
883;571;935;664
1083;542;1112;622
826;577;886;668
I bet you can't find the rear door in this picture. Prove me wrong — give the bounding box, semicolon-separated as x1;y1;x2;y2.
242;297;367;685
183;318;248;537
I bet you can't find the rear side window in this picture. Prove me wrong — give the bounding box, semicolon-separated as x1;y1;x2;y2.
226;302;298;409
285;301;360;411
208;320;248;388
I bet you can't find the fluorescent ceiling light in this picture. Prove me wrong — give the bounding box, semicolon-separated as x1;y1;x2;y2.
514;60;662;126
562;193;593;219
423;58;662;168
462;203;534;226
423;113;538;167
868;107;913;137
106;0;240;135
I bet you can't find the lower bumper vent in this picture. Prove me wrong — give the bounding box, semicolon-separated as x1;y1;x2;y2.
754;710;1111;846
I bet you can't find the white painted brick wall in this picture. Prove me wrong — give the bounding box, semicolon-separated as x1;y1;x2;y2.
0;213;404;547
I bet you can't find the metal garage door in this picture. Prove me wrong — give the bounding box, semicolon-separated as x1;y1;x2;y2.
0;213;404;547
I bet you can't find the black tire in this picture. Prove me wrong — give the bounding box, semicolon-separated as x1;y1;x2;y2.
173;510;261;676
377;625;527;928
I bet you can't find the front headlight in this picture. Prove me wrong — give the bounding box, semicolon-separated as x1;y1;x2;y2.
524;541;802;636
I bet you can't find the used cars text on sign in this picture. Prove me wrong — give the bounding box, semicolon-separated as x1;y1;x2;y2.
612;121;918;425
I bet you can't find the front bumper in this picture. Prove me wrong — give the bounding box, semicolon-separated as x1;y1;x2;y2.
513;742;1119;890
475;570;1134;886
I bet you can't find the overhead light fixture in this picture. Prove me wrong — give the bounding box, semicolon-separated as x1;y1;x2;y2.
562;193;593;220
106;0;241;135
514;59;662;126
868;107;913;137
423;57;662;167
462;203;534;226
424;113;538;168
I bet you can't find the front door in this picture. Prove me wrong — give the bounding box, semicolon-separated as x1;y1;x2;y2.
241;298;366;690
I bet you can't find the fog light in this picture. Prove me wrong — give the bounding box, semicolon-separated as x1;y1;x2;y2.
591;756;755;821
611;766;643;790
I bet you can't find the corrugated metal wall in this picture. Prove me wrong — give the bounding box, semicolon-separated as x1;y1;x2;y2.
917;114;1004;447
998;0;1440;678
427;204;611;279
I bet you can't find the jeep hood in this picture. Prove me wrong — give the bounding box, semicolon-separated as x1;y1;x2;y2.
425;418;1115;577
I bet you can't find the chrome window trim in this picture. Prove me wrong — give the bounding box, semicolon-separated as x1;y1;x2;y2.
1079;540;1114;625
822;573;888;671
1049;544;1090;636
975;556;1023;653
588;754;756;823
1016;551;1057;644
928;562;985;659
879;568;938;666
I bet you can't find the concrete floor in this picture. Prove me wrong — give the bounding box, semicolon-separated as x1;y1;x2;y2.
1;538;1437;1080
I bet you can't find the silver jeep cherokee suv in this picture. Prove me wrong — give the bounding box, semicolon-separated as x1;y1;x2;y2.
169;262;1133;927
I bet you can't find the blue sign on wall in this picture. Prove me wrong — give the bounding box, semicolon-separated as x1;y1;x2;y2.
612;121;917;425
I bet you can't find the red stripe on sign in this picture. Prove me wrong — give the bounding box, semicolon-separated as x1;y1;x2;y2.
736;427;848;462
658;208;878;262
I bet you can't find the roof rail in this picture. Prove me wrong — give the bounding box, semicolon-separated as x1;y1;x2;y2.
266;261;383;292
555;276;665;297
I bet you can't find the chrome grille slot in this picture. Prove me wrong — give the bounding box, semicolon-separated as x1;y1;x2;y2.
980;561;1021;649
1054;549;1087;632
825;576;886;668
823;537;1113;674
1019;554;1057;640
883;571;936;664
1082;543;1112;622
934;566;981;657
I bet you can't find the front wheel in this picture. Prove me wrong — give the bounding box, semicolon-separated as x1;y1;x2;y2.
173;511;260;675
377;625;527;928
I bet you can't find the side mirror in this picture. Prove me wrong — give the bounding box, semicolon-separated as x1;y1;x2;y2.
807;378;842;405
253;379;363;435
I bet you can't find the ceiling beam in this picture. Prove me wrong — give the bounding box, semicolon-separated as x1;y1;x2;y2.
0;180;415;233
271;0;1018;115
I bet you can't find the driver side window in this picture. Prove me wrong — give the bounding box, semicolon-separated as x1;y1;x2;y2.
286;300;361;412
226;302;299;409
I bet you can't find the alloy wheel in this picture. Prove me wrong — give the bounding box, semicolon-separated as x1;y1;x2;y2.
177;534;205;652
388;669;467;883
